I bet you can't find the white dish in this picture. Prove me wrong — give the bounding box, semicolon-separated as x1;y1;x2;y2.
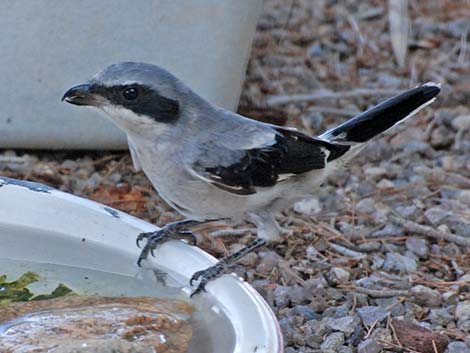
0;176;283;353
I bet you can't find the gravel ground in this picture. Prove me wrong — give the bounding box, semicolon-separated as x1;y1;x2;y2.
1;1;470;352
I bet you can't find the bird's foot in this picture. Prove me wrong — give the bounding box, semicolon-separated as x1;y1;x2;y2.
189;261;229;297
189;238;266;297
136;219;201;266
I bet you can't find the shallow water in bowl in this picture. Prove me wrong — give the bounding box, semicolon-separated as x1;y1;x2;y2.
0;255;236;352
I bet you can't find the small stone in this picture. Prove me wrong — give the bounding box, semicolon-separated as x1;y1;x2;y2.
383;252;417;273
431;126;454;148
358;339;382;353
294;197;321;215
323;304;349;318
372;223;401;237
306;245;321;259
447;341;470;353
425;207;451;225
273;286;291;308
329;267;350;284
291;332;306;346
278;316;296;344
357;241;381;252
305;333;321;349
308;42;327;58
406;237;429;258
375;297;405;316
431;244;442;255
396;205;418;218
289;286;311;306
451;115;470;131
320;332;344;352
289;305;320;321
410;285;442;307
377;178;395;189
370;327;393;343
456;302;470;321
357;306;388;327
455;190;470;206
429;308;454;326
458;320;470;332
460;274;470;282
337;346;353;353
324;316;359;337
371;254;385;270
364;167;387;180
356;198;375;214
402;140;429;154
346;292;369;308
443;291;458;305
285;348;298;353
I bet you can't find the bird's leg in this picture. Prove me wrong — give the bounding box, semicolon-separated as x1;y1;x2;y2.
137;219;202;266
189;238;266;297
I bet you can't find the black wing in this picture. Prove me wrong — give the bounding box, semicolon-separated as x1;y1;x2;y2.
192;128;350;195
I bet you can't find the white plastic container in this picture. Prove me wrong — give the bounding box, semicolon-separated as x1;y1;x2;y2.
0;1;263;149
0;177;283;353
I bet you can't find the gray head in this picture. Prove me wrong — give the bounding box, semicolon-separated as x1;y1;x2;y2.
62;62;201;133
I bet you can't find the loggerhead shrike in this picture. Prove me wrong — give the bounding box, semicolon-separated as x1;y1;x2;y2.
63;62;440;296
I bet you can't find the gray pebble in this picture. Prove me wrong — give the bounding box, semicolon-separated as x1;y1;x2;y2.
447;342;470;353
274;286;292;308
364;167;387;180
285;348;298;353
346;292;369;308
443;291;458;305
456;302;470;321
278;316;295;344
324;316;359;337
358;339;382;353
329;267;350;284
375;297;405;316
357;306;388;326
405;237;429;258
337;346;353;353
382;252;417;273
424;207;451;225
356;198;375;214
320;332;344;352
458;320;470;333
396;205;418;218
289;286;311;305
429;308;454;326
289;305;321;321
410;285;442;307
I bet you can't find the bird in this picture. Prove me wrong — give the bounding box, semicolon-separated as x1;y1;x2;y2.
62;62;440;296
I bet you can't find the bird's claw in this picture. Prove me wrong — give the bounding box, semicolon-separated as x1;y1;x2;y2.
136;232;152;248
136;221;199;267
189;262;227;298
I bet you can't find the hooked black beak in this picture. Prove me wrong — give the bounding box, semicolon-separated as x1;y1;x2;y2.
62;83;97;106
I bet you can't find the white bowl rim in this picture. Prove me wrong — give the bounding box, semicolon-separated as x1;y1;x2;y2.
0;176;283;353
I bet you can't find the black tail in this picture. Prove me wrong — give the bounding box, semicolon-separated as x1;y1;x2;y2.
320;83;440;143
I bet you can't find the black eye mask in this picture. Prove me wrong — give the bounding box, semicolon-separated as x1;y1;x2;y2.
89;83;180;123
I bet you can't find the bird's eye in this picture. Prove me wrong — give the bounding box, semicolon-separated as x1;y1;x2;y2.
122;87;139;101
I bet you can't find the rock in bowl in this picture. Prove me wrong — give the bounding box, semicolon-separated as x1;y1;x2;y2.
0;177;282;353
